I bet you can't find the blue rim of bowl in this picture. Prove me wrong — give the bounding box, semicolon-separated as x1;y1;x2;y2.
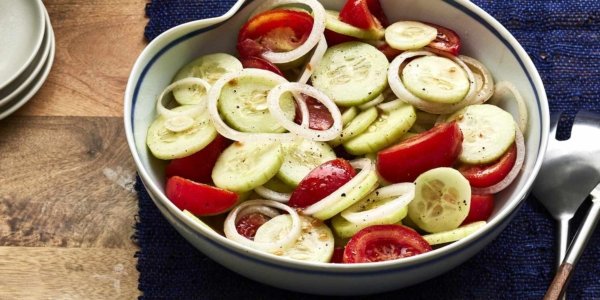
130;0;548;275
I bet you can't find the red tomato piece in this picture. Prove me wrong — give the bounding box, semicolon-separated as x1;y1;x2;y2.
166;176;238;216
339;0;388;30
462;194;495;225
293;96;334;130
458;143;517;188
373;40;403;61
240;56;284;76
236;212;271;240
165;135;230;184
237;9;314;58
330;247;345;263
323;29;357;47
377;121;463;183
425;22;461;56
288;158;356;208
342;225;432;263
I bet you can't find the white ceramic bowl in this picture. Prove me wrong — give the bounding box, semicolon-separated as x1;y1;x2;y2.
124;0;549;295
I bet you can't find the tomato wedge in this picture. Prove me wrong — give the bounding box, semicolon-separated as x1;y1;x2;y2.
165;135;230;184
462;194;495;225
339;0;388;30
235;212;271;240
343;224;432;263
425;22;461;56
288;158;356;208
293;96;334;130
373;40;403;61
330;247;345;263
166;176;238;216
237;9;314;59
458;143;517;188
324;29;357;47
240;56;284;76
377;121;463;183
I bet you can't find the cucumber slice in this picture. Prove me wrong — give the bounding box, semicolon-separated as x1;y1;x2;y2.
408;167;471;233
254;214;334;262
277;139;336;187
422;221;486;245
329;107;378;147
312;170;379;220
325;10;384;40
331;205;408;239
172;53;243;105
402;56;469;104
311;42;389;106
212;141;284;193
262;176;294;193
385;21;437;50
341;106;359;125
343;102;416;155
218;73;295;133
447;104;516;164
146;106;217;160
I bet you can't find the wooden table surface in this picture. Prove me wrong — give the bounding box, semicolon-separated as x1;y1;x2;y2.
1;0;148;298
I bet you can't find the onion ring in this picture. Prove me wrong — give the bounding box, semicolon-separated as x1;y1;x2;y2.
224;199;302;252
250;0;326;64
156;78;210;132
267;82;342;141
459;55;495;105
298;34;327;84
492;81;528;134
358;93;385;110
255;186;291;203
341;182;415;225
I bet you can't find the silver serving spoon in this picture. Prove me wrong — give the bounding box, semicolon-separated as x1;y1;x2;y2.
532;111;600;299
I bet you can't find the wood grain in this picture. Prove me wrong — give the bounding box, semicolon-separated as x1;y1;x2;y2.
0;116;137;249
15;0;149;117
0;247;139;299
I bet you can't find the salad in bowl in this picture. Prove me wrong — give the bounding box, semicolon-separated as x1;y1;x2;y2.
125;0;548;295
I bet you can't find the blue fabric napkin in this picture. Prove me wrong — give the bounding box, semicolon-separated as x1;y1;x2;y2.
137;1;600;298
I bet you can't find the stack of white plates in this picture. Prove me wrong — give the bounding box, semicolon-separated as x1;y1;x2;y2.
0;0;55;120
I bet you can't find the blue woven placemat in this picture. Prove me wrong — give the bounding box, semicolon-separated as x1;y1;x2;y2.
136;1;600;298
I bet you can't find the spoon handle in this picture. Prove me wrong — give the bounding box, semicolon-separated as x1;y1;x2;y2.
544;186;600;300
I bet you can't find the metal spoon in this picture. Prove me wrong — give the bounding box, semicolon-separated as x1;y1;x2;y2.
532;111;600;297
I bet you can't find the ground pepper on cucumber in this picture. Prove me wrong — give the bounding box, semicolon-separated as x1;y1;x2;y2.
146;0;527;264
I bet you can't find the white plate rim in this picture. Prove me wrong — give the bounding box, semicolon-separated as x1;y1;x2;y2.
0;0;46;91
0;10;55;121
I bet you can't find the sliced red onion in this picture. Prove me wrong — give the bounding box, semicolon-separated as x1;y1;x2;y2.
358;93;385;110
303;158;375;215
388;50;476;115
267;82;342;141
472;125;525;194
459;55;495;105
298;34;327;84
341;182;415;225
492;81;528;134
250;0;326;64
207;69;296;142
224;199;301;252
255;186;291;203
156;78;210;132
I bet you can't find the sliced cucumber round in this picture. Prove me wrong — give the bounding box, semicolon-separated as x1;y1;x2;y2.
212;141;284;193
146;106;217;160
329;106;378;147
447;104;516;164
312;170;379;220
311;42;389;106
331;205;408;239
218;73;295;133
277;139;336;187
422;221;486;245
254;214;334;262
341;106;359;125
325;10;384;40
408;167;471;233
402;56;470;104
343;102;416;155
172;53;243;105
385;21;437;50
